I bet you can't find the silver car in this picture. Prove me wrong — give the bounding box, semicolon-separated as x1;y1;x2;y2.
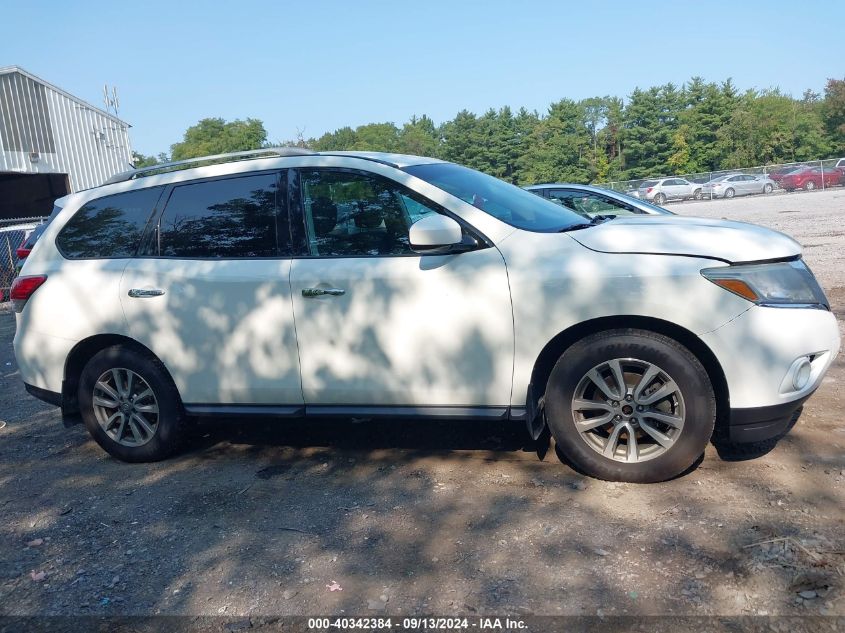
524;183;674;217
636;178;702;204
701;173;776;199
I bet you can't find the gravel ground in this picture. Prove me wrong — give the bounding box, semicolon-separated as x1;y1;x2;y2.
0;190;843;628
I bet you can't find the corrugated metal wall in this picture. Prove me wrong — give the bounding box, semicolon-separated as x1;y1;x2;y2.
0;69;132;192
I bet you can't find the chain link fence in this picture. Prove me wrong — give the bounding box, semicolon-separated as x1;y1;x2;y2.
0;217;48;302
597;158;845;202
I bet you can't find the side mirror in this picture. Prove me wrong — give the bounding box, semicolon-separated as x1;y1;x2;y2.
409;215;476;254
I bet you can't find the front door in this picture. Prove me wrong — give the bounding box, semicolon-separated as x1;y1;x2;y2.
120;171;303;407
289;168;514;409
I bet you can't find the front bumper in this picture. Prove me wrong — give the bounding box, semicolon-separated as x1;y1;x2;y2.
701;305;839;410
728;393;811;443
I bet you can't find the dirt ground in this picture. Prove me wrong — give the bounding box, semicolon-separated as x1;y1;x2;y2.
0;188;843;628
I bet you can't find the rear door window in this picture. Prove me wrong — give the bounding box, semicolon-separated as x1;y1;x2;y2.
157;173;282;258
57;187;163;259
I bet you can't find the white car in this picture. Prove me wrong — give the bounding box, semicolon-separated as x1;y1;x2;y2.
637;178;702;203
11;149;840;482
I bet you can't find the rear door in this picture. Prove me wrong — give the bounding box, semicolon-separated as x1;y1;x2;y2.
120;170;303;408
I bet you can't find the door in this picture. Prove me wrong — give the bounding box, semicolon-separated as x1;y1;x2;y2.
289;168;514;408
740;175;757;195
120;171;303;407
662;179;682;199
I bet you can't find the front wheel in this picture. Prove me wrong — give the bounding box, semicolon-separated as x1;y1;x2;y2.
78;345;184;462
693;189;702;200
544;329;716;483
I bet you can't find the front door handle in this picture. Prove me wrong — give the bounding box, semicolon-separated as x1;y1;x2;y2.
302;287;345;298
128;288;166;298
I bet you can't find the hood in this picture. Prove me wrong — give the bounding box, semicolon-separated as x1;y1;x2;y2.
568;215;801;263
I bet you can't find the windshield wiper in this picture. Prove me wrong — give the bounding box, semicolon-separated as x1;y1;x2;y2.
558;215;615;232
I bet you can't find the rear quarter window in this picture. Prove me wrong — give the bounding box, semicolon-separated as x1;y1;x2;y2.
57;187;163;259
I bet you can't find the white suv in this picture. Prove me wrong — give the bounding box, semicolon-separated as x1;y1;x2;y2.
11;149;840;482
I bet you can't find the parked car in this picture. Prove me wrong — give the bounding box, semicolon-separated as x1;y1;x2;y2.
12;148;840;483
767;165;809;184
637;178;702;204
12;199;65;275
524;183;674;217
700;174;776;199
1;222;39;302
834;158;845;170
780;167;843;192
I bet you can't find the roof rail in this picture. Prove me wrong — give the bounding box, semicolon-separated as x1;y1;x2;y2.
103;147;315;185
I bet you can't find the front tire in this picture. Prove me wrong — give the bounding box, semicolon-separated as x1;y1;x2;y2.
693;189;702;200
544;329;715;483
78;345;184;462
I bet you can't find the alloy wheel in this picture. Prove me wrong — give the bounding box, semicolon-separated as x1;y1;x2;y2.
570;358;686;463
92;368;160;447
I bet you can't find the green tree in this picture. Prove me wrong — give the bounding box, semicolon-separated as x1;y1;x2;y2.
621;84;683;178
398;115;441;157
311;126;357;151
821;78;845;154
170;117;268;160
518;99;591;184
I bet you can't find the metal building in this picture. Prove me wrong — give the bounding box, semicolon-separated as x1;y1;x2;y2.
0;66;133;221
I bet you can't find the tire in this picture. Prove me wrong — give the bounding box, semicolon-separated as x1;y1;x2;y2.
693;189;702;200
724;188;735;199
653;193;667;205
78;345;184;462
805;180;815;191
763;183;773;194
544;329;716;483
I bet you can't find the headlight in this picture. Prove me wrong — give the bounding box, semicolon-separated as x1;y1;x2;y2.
701;259;829;308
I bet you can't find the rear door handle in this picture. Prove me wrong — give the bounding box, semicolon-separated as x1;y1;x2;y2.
128;288;165;298
302;287;345;298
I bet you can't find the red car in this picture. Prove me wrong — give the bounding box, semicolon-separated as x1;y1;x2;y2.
780;167;843;191
768;164;808;183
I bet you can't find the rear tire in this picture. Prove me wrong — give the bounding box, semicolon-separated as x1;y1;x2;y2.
763;183;773;194
724;188;735;199
654;193;667;205
544;329;715;483
693;189;702;200
78;345;184;462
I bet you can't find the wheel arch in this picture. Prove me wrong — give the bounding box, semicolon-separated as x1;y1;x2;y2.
527;315;730;438
62;334;177;413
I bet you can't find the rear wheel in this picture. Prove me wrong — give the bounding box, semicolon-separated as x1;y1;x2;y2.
544;329;715;483
653;193;667;205
693;189;702;200
78;345;184;462
805;180;816;191
724;187;735;199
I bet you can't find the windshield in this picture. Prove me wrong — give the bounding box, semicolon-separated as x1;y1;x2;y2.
402;163;589;232
607;190;674;214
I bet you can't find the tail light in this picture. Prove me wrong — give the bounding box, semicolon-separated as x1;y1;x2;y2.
10;275;47;313
646;187;653;193
16;241;31;259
